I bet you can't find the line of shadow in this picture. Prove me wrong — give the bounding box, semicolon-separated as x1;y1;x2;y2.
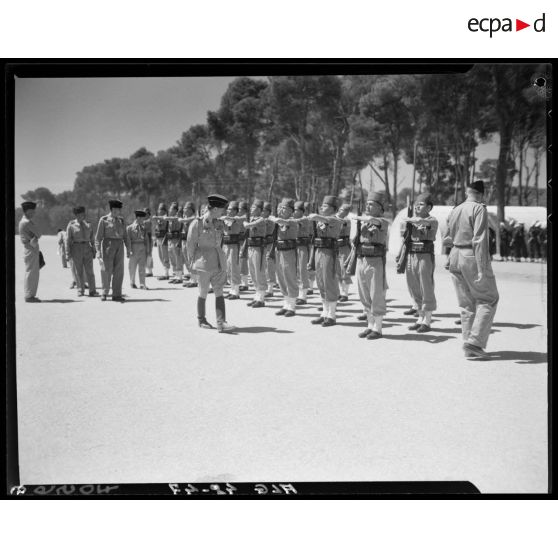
37;299;83;303
123;298;170;303
487;351;547;364
231;326;294;334
382;333;457;343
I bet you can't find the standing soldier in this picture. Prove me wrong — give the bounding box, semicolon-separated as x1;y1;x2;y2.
304;201;316;294
527;221;541;262
268;198;299;316
221;200;243;300
95;199;128;302
19;201;42;302
510;222;526;262
181;201;198;287
152;203;170;280
307;195;343;327
186;194;236;333
294;200;311;305
166;202;184;284
126;209;150;290
352;192;390;340
262;201;277;298
445;180;499;360
65;206;98;297
243;199;268;308
336;203;353;302
238;200;251;292
144;207;154;277
402;193;438;333
57;229;68;268
499;222;510;261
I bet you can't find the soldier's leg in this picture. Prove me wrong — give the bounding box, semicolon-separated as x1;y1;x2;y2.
71;244;86;294
255;250;268;302
137;247;147;287
314;250;328;320
101;242;114;296
247;248;258;302
175;241;184;280
284;250;299;313
111;241;125;297
369;258;387;333
419;254;436;326
338;247;352;298
323;251;340;321
275;251;290;313
82;247;97;293
297;246;309;302
405;254;423;325
23;246;40;299
448;249;476;344
228;245;241;296
129;251;138;286
158;241;170;278
356;257;373;332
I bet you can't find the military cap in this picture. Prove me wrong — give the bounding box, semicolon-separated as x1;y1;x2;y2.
469;180;485;194
239;200;250;211
303;202;312;211
207;194;229;208
228;200;239;210
322;195;338;209
21;201;37;211
184;201;196;211
135;209;147;217
157;202;167;211
73;206;86;215
169;201;179;210
252;199;264;209
143;207;151;215
263;201;273;212
294;201;305;211
368;192;385;211
108;199;123;209
280;197;295;210
415;193;434;207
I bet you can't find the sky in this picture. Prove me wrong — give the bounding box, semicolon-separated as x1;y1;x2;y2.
14;76;546;201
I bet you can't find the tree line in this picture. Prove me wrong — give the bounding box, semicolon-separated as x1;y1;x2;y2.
18;65;547;233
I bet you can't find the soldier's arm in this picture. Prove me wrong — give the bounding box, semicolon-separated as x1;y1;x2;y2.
125;226;132;254
94;219;104;255
186;218;199;261
243;217;265;228
472;205;490;274
65;224;73;258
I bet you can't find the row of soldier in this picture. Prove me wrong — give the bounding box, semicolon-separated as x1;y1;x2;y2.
499;220;547;262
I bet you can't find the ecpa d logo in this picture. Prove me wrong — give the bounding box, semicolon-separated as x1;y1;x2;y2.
468;13;545;37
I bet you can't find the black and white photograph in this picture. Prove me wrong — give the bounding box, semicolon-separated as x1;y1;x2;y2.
6;62;551;496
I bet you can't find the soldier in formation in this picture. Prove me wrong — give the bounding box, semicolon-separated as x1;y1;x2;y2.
243;199;268;308
294;200;312;305
152;203;170;280
262;201;277;298
222;200;244;300
126;209;150;290
336;203;353;303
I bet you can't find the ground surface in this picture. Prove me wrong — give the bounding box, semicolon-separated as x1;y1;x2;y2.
14;236;548;493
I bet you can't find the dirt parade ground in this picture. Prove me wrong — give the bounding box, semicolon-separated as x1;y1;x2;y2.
13;235;548;493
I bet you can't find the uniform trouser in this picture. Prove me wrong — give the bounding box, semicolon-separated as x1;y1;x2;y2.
197;268;227;298
276;249;298;304
297;245;310;290
499;242;509;259
129;243;147;286
337;245;353;286
224;244;241;289
449;247;499;349
511;243;523;260
528;240;540;260
315;248;340;303
146;236;153;273
23;245;40;299
156;238;170;273
100;239;124;296
405;252;436;312
265;244;276;290
356;256;387;316
59;249;68;268
240;256;249;283
70;243;96;293
248;246;268;300
168;238;183;276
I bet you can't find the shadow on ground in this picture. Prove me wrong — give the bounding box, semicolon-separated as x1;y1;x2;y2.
488;351;547;364
123;298;170;303
38;299;82;303
233;326;294;334
382;333;456;343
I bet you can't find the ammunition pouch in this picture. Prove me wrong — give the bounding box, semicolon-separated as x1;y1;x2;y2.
296;237;311;246
223;234;241;245
276;239;297;251
337;237;350;248
409;240;434;254
357;243;386;258
247;237;266;247
313;237;336;249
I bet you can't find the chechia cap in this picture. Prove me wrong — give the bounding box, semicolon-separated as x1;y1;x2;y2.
207;194;229;208
21;201;37;211
157;203;167;212
294;200;305;211
238;200;250;211
415;193;433;207
322;195;338;209
339;203;352;212
73;206;86;215
469;180;485;194
169;201;179;210
280;198;295;210
228;200;239;210
184;201;196;211
263;201;273;212
368;192;385;211
109;199;123;209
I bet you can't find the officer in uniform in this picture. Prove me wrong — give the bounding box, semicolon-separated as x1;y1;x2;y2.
402;193;438;333
307;195;343;326
19;201;42;302
126;209;150;290
262;201;277;298
352;192;389;339
186;194;236;333
294;200;311;305
152;203;170;280
221;200;243;299
243;199;268;308
95;199;128;302
238;200;251;291
65;206;98;297
166;201;184;284
144;207;154;277
445;180;499;360
268;198;299;316
336;203;353;302
181;201;198;287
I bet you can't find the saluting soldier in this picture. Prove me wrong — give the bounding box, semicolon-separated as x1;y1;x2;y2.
18;201;42;302
144;207;154;277
307;195;343;327
402;193;438;332
294;200;311;305
186;194;235;333
65;206;98;297
445;180;499;360
268;198;299;316
262;201;277;298
336;203;353;302
304;201;316;294
243;199;268;308
221;200;243;299
152;203;170;280
166;202;184;284
181;201;198;287
126;209;150;290
352;192;390;340
238;200;251;291
95;199;128;302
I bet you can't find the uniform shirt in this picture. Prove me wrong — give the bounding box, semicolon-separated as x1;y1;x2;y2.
360;217;390;245
316;216;343;239
447;200;490;271
95;214;127;252
126;221;149;251
152;216;169;237
222;217;244;236
265;218;276;237
19;216;41;247
297;218;313;238
168;217;182;235
339;217;351;239
410;215;438;242
57;231;65;247
66;219;95;254
247;217;267;238
186;216;226;272
277;219;299;240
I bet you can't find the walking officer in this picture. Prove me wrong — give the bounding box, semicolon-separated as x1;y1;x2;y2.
126;209;150;290
243;199;268;308
65;206;98;297
186;194;236;333
152;203;170;280
445;180;499;360
18;201;42;302
95;199;128;302
221;200;243;299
